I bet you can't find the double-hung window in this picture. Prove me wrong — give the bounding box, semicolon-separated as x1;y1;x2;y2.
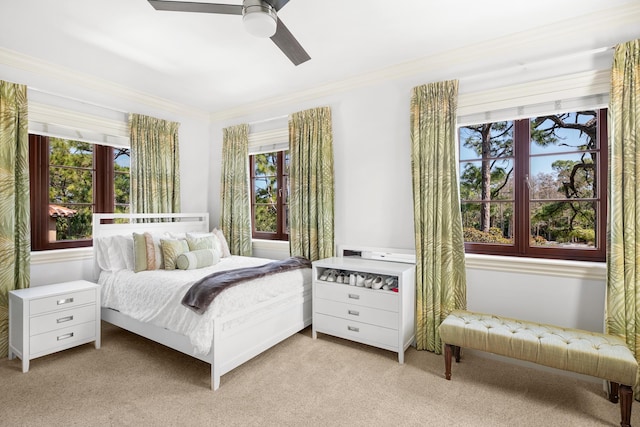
458;109;607;262
29;135;130;250
248;126;289;241
249;150;289;240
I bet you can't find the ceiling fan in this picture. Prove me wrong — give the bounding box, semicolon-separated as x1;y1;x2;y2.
147;0;310;65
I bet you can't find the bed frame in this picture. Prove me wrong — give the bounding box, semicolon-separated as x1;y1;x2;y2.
92;213;312;390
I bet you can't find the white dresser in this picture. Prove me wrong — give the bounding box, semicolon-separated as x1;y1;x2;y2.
312;256;415;363
8;280;101;372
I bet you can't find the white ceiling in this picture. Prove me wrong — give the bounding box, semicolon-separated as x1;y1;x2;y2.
1;0;639;115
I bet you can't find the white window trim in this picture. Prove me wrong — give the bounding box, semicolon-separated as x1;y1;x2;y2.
457;69;610;126
28;88;130;148
248;127;288;155
465;253;606;281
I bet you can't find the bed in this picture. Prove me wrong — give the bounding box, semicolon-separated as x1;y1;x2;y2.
92;212;312;390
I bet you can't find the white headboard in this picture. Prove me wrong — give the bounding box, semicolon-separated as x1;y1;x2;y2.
92;212;209;238
92;213;210;280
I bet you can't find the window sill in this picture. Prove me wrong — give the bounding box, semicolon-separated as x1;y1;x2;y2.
465;253;606;280
28;244;606;282
31;247;93;265
252;239;289;252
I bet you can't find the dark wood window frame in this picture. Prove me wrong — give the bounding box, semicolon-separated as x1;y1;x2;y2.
460;109;607;262
249;150;289;241
29;134;119;251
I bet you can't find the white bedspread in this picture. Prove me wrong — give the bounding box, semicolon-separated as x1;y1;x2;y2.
99;256;311;355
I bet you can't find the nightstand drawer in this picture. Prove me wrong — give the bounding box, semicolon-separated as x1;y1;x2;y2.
314;313;397;348
315;282;397;311
30;289;96;315
314;298;398;329
30;321;96;356
30;305;97;336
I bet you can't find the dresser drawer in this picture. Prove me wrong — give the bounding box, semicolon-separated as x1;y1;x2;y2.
314;298;398;329
314;313;398;349
30;305;96;336
315;282;397;311
30;289;96;315
30;321;96;356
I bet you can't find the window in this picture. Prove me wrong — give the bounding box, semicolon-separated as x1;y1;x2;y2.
250;150;289;240
458;109;607;262
29;134;130;250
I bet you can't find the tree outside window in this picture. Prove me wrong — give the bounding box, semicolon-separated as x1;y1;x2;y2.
250;150;288;240
29;135;130;250
459;109;606;262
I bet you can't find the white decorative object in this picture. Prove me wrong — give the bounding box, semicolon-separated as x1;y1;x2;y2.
312;253;415;363
8;280;101;372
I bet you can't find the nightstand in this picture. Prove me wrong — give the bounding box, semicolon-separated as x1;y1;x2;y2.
8;280;101;372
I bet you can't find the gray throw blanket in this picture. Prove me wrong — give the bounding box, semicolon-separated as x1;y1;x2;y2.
181;256;311;314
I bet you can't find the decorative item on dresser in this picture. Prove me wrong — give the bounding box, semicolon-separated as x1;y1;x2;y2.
8;280;101;372
312;246;416;363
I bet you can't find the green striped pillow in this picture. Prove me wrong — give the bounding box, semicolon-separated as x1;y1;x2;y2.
160;238;190;270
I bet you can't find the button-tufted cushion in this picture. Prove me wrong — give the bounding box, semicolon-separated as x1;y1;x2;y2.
439;310;638;386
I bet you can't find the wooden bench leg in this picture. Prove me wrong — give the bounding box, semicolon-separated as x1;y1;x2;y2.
444;344;453;380
619;384;632;427
609;381;620;404
444;344;462;380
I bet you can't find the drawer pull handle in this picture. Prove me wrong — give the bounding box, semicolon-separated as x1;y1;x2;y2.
347;326;360;333
348;310;359;316
57;332;74;341
347;294;360;300
56;316;74;324
57;297;74;305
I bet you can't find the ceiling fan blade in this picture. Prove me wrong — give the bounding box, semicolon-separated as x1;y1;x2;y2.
270;18;310;66
264;0;290;11
147;1;242;15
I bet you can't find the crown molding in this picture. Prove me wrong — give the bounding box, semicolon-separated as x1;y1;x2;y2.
210;2;639;123
0;47;210;121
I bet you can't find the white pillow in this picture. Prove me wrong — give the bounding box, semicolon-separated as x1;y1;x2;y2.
94;237;111;271
95;235;134;271
212;228;232;257
115;235;134;270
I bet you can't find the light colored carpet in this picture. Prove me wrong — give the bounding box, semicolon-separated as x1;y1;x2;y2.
1;321;636;427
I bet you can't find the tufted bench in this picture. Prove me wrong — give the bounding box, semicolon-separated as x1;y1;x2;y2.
439;310;638;427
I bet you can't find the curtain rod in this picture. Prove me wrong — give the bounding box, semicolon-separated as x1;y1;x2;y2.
27;86;129;115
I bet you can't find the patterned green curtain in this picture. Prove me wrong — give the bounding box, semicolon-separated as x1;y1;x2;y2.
289;107;334;262
410;80;467;354
220;124;252;256
0;80;30;357
130;113;180;214
607;38;640;395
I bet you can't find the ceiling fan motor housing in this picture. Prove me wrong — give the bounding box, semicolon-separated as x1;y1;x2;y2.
242;0;277;38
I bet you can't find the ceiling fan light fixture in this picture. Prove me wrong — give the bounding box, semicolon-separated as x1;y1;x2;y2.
242;1;277;38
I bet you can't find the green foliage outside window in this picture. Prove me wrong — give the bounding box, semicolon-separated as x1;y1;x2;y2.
49;138;130;241
459;111;600;249
251;150;288;239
